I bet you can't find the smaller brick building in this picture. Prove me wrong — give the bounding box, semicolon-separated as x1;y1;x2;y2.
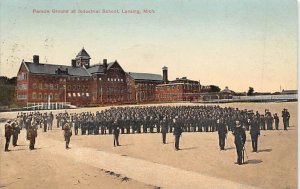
156;77;201;102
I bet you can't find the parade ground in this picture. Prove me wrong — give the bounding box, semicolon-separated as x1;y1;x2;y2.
0;102;297;189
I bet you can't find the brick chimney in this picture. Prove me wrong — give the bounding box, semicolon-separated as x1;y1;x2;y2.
103;59;108;71
33;55;39;64
71;59;76;67
162;66;168;84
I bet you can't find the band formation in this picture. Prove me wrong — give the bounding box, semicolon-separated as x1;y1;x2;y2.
4;105;291;165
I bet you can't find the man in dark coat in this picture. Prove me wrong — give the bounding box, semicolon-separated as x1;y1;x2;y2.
250;117;260;152
64;123;72;149
173;117;183;151
28;124;38;150
217;118;227;150
282;109;290;130
4;120;13;152
12;121;21;147
161;118;168;144
274;113;279;130
233;120;246;165
113;119;120;147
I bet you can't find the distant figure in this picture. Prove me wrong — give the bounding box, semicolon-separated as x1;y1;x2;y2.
4;120;13;152
48;112;54;130
233;120;246;165
64;123;72;149
273;113;279;130
173;117;183;151
250;117;260;152
217;118;227;151
161;118;168;144
12;121;21;147
113;119;120;147
28;125;38;150
282;109;290;130
43;113;48;132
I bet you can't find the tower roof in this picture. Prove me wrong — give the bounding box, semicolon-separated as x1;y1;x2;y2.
76;47;90;58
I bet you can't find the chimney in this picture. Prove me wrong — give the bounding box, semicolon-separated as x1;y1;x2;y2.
33;55;39;64
103;59;108;71
162;66;168;84
71;59;76;67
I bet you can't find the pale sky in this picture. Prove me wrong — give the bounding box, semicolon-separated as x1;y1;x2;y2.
0;0;297;92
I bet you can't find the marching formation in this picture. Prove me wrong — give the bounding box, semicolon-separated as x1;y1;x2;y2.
4;105;291;165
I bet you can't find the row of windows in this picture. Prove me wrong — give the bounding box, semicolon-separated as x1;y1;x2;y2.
17;73;27;81
18;84;28;90
32;83;89;91
67;93;90;97
158;94;180;98
32;93;58;100
67;85;89;91
107;95;124;101
32;83;62;90
17;94;27;99
107;78;124;82
67;77;89;81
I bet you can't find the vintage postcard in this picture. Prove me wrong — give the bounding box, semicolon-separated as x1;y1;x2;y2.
0;0;297;189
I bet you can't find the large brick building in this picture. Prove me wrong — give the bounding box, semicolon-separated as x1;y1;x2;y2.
16;48;201;107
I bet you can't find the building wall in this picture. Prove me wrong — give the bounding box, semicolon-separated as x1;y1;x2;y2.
16;63;29;105
23;74;92;107
16;61;201;107
156;83;200;102
135;80;162;103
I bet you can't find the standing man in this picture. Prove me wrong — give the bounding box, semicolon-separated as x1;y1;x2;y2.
233;120;246;165
28;124;38;150
113;119;120;147
64;123;72;149
43;113;48;132
161;117;168;144
217;118;227;151
48;112;53;130
274;113;279;130
250;117;260;152
282;109;290;130
12;121;21;147
4;120;13;152
173;116;183;151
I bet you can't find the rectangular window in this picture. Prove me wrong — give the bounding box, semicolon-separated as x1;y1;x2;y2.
68;93;72;97
44;94;48;100
49;93;53;100
32;93;37;99
39;93;42;99
32;83;37;89
44;84;48;90
54;93;58;100
86;93;89;97
73;93;76;97
49;84;54;90
77;93;81;97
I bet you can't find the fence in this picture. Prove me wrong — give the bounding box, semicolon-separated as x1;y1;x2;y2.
201;94;297;103
26;102;75;110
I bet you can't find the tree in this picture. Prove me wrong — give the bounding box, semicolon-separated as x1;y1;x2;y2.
0;76;17;107
247;87;254;96
209;85;221;92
